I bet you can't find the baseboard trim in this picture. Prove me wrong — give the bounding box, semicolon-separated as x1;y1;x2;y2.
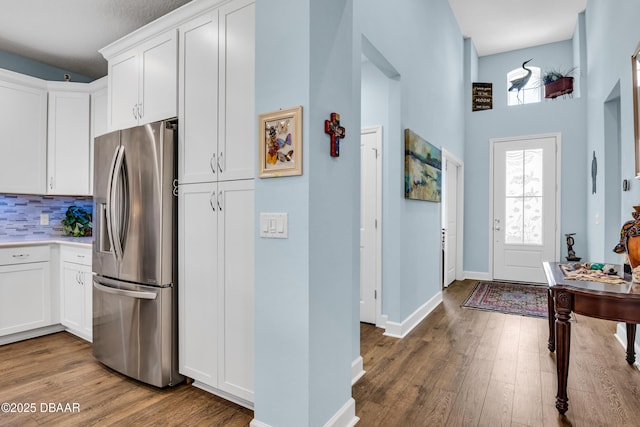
250;398;359;427
383;291;442;339
352;356;365;385
615;322;640;371
192;380;254;410
0;324;65;346
323;397;359;427
464;271;491;281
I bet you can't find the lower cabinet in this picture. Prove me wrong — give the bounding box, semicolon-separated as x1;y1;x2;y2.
60;246;92;341
0;246;51;336
178;179;254;405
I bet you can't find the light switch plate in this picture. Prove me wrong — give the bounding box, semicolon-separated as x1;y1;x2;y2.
260;213;288;239
40;213;49;225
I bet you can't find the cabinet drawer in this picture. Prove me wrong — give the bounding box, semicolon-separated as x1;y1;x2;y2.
0;245;50;265
60;246;92;266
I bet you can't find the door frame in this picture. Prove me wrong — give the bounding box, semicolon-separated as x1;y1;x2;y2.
441;148;465;286
361;126;383;326
488;133;562;280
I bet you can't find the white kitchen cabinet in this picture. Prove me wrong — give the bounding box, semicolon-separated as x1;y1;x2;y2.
47;89;91;195
59;246;92;341
178;179;254;404
90;77;108;193
0;74;47;194
107;29;177;131
0;246;51;337
178;0;255;184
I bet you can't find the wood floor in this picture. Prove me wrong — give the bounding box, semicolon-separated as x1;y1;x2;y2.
2;279;640;426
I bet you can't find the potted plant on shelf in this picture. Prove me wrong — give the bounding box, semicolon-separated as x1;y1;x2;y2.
62;206;92;237
542;67;576;99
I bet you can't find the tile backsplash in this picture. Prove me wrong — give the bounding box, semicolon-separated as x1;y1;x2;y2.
0;194;93;238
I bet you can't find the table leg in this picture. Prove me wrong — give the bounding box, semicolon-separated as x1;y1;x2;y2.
626;323;636;365
555;292;572;414
548;288;555;352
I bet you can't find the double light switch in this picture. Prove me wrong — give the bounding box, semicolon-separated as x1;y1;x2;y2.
260;213;288;239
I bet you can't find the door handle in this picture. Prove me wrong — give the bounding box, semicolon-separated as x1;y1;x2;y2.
210;153;216;174
209;191;216;212
94;282;157;300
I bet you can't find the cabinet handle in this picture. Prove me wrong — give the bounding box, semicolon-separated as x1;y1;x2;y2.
172;179;179;197
12;254;29;259
209;191;216;212
210;153;216;174
218;152;224;173
49;177;54;190
217;190;223;211
132;105;138;119
138;103;143;119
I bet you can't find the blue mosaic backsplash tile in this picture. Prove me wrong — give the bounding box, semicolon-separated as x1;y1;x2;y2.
0;194;93;238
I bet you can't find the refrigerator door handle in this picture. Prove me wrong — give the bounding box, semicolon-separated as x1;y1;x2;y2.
94;282;157;300
109;146;126;262
105;146;121;261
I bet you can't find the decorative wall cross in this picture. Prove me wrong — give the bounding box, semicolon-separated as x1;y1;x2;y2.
324;112;346;157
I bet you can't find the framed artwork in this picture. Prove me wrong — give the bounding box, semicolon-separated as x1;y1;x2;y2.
258;106;303;178
404;128;442;202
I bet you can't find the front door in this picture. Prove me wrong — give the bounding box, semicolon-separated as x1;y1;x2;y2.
492;134;558;283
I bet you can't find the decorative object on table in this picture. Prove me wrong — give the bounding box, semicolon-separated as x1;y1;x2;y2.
558;263;626;284
591;151;597;194
541;67;576;99
62;205;92;237
613;205;640;271
508;59;533;103
404;129;442;202
461;281;547;319
472;82;492;111
565;233;581;261
258;106;303;178
324;112;346;157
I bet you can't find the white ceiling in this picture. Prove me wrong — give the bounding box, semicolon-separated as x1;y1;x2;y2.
0;0;191;79
0;0;587;80
448;0;588;57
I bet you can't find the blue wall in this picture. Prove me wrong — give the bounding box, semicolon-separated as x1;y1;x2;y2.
464;41;587;275
356;0;465;324
0;51;93;82
584;0;640;262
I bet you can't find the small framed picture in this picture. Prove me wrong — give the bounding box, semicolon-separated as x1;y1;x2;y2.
258;106;302;178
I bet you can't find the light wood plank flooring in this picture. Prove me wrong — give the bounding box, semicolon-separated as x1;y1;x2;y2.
2;279;640;426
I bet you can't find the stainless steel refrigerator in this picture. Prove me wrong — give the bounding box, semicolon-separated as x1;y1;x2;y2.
92;118;183;387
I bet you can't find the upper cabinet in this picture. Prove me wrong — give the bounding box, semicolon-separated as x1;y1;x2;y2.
178;0;255;184
106;30;178;131
47;87;91;195
0;72;47;194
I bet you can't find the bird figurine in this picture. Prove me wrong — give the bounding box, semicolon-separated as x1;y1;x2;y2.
508;59;533;102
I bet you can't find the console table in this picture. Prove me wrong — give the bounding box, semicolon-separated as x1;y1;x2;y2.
543;261;640;414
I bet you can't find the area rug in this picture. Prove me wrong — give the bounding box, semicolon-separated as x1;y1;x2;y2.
461;281;548;318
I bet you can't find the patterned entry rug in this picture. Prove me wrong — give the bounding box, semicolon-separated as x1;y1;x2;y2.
462;281;548;319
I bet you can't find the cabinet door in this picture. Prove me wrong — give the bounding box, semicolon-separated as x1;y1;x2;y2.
81;265;92;340
61;262;84;332
217;179;254;401
47;91;91;195
0;81;47;194
0;262;50;336
91;84;108;193
139;29;178;125
108;52;139;131
218;0;255;181
178;182;219;384
178;12;219;184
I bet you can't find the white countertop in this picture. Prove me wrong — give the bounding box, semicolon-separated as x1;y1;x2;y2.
0;235;92;248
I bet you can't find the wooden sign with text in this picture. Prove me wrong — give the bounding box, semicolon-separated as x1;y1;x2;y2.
472;82;492;111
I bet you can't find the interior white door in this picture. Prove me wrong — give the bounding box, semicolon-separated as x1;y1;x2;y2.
360;127;380;324
443;159;458;286
493;135;558;283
